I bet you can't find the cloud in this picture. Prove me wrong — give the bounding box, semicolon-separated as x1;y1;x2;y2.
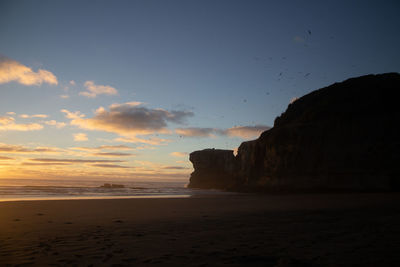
30;158;124;164
73;133;88;141
21;162;71;166
0;56;58;86
32;147;61;153
61;109;85;120
0;116;43;131
79;81;118;98
0;143;61;154
44;120;66;129
114;136;170;145
69;80;76;86
92;152;134;157
162;166;190;170
175;125;270;139
170;152;188;157
72;145;135;151
99;145;134;150
175;127;215;137
91;164;130;168
0;116;14;124
32;114;48;118
60;94;70;99
0;156;14;160
0;143;31;153
62;102;194;139
223;125;271;139
19;114;48;119
6;112;16;115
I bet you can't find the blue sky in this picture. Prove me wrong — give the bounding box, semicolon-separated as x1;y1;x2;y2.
1;0;399;181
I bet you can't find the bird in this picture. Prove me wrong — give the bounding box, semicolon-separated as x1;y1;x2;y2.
308;30;312;35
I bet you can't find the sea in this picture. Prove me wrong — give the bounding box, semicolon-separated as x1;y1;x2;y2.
0;179;231;202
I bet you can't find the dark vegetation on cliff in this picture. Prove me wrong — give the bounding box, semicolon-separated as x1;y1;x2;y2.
188;73;400;192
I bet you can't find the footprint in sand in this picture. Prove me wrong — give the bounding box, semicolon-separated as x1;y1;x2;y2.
36;213;44;216
64;222;73;225
13;218;20;222
113;220;124;223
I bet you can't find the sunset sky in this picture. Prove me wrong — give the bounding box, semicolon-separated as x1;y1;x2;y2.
1;0;399;182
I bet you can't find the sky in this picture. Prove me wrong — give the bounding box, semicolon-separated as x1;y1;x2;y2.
1;0;399;182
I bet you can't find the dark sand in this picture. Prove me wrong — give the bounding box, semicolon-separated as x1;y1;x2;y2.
1;193;400;266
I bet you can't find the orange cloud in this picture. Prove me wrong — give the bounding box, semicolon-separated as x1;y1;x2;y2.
61;109;85;119
0;116;14;124
92;152;135;157
19;114;48;119
0;143;61;154
44;120;66;129
170;152;188;157
0;116;43;131
21;162;71;166
223;125;270;139
73;133;88;141
79;81;118;98
29;158;124;164
72;145;135;151
0;156;14;160
91;164;130;168
0;55;58;86
62;102;193;142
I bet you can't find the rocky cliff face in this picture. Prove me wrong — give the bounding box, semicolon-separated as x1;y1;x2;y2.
189;73;400;192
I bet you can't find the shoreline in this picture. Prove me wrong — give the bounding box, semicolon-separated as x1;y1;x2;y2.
0;194;193;203
1;193;400;266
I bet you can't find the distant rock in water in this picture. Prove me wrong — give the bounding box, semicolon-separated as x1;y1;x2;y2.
188;73;400;192
100;183;125;188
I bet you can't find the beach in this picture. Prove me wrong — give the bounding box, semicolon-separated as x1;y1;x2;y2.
1;193;400;266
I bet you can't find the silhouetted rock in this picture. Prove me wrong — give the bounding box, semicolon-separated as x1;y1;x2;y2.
189;73;400;192
189;149;237;189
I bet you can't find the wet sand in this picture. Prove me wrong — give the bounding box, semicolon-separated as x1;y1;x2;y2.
1;193;400;266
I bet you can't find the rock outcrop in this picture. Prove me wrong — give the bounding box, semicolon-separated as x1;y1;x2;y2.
189;149;237;189
188;73;400;192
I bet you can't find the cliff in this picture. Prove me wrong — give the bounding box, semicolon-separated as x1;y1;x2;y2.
188;73;400;192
